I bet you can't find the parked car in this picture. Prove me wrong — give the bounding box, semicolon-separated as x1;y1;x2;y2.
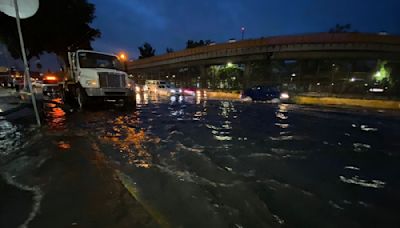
241;85;289;102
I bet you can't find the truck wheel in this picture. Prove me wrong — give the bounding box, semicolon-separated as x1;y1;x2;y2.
124;96;136;109
76;87;88;109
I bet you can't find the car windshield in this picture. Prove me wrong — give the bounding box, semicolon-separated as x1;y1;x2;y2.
78;52;122;70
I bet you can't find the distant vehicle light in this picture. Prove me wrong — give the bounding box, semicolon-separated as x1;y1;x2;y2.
179;89;182;93
44;75;57;81
280;92;290;99
369;88;384;93
170;89;176;93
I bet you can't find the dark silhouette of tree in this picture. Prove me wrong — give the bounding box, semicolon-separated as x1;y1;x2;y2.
138;42;155;59
329;24;352;33
166;48;174;53
0;0;100;62
186;39;213;48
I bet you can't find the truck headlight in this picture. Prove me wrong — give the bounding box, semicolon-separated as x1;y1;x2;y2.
86;80;97;87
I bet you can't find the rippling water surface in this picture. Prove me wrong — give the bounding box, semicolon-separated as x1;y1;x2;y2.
35;95;400;227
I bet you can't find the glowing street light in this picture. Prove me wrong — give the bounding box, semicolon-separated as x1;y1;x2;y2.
119;52;127;61
118;52;128;72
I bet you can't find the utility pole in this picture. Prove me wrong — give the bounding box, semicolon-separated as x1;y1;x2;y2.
13;0;41;126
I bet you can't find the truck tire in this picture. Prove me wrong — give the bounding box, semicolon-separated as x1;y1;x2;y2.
76;87;89;109
124;95;136;109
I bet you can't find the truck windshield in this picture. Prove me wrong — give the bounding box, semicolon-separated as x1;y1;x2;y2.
78;52;122;70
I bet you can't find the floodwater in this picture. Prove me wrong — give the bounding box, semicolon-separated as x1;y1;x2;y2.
1;93;400;227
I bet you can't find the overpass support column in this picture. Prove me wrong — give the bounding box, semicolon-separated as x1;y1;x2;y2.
198;65;208;89
243;62;253;89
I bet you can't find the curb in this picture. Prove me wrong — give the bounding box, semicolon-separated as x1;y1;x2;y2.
294;96;400;110
206;91;241;100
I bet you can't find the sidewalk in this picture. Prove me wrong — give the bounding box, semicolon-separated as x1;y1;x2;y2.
0;88;33;116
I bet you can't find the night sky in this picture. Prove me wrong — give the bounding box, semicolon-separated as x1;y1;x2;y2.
91;0;400;58
1;0;399;70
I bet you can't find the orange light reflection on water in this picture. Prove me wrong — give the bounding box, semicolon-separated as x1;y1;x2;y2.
101;116;159;168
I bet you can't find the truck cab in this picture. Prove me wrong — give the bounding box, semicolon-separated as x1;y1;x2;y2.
66;50;135;107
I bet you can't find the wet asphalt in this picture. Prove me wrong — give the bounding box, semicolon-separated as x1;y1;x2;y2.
1;93;400;228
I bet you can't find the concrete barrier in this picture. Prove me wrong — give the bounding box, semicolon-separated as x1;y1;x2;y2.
294;96;400;110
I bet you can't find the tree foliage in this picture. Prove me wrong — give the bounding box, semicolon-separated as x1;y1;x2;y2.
186;40;213;49
138;42;155;59
166;47;174;53
329;24;352;33
0;0;100;61
374;60;392;85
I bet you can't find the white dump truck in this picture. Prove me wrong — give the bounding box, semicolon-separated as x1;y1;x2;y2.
63;50;135;108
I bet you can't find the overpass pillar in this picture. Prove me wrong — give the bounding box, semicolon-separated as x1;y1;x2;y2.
243;62;253;89
198;65;208;88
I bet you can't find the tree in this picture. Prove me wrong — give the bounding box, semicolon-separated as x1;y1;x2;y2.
138;42;155;59
329;24;352;33
186;39;213;49
166;48;174;53
0;0;100;62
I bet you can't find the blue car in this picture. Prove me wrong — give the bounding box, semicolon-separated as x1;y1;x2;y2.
241;85;289;102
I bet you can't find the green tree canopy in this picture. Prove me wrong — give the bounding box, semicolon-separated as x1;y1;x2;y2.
0;0;100;61
138;42;155;59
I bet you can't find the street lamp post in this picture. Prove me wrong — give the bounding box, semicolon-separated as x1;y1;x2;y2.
241;27;245;40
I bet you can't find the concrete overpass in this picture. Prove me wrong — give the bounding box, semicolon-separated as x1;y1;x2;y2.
127;33;400;73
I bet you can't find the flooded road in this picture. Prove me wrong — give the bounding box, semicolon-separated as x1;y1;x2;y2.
1;94;400;227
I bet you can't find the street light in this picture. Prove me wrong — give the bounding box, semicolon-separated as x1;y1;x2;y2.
241;27;245;40
118;52;128;72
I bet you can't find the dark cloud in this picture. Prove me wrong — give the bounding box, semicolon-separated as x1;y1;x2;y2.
90;0;400;58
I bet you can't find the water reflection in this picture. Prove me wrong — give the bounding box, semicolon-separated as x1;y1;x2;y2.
57;141;71;150
353;143;371;152
101;115;156;168
43;98;66;130
209;101;235;141
270;104;293;143
339;175;386;189
0;118;22;156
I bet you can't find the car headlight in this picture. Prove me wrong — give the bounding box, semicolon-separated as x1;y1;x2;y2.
280;92;289;99
170;89;176;93
179;89;182;93
86;80;97;87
